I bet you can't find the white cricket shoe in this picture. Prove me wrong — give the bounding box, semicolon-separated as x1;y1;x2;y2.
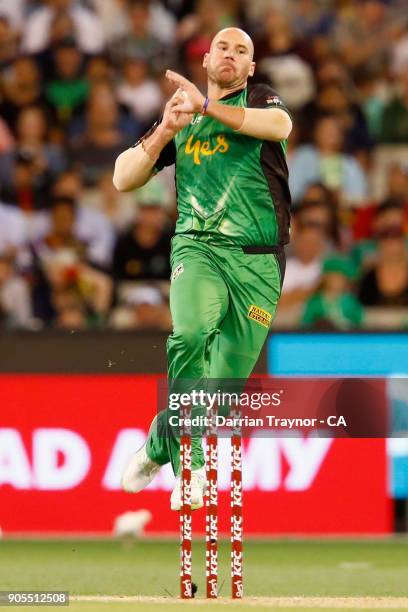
170;466;206;511
121;444;161;493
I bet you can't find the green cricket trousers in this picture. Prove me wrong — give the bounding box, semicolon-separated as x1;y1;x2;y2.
146;235;284;475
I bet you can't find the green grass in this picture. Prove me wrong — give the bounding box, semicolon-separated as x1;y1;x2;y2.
0;539;408;610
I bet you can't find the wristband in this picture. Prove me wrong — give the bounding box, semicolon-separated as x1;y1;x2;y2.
201;97;210;115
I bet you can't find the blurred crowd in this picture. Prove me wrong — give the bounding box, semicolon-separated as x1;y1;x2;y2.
0;0;407;332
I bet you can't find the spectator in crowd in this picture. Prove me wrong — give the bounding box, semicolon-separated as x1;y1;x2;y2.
0;118;15;155
291;0;335;40
254;7;314;66
293;183;341;248
90;0;130;45
86;54;115;87
390;22;408;77
0;146;52;212
314;53;351;90
0;56;46;129
112;199;173;282
69;81;140;186
301;255;363;330
0;253;33;329
35;10;78;76
51;171;115;268
53;289;88;329
299;83;372;158
34;196;88;261
110;284;171;330
0;203;28;263
177;0;232;53
0;0;25;30
116;54;163;128
50;260;113;329
0;105;67;211
354;68;388;141
138;0;177;46
255;8;315;110
22;0;105;55
386;164;408;203
110;0;173;71
280;222;327;311
0;16;19;70
380;70;408;144
358;226;408;307
182;37;210;91
289;115;368;205
352;198;407;271
31;195;112;326
81;170;136;232
333;0;399;75
44;37;89;126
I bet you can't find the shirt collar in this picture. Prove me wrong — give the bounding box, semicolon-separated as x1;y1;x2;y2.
218;87;246;101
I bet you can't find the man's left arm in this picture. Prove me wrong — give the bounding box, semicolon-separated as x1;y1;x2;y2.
206;100;292;142
166;70;292;142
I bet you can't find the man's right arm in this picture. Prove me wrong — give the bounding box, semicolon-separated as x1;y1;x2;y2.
113;89;192;193
112;126;172;192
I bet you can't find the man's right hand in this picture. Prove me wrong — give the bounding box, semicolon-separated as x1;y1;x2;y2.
113;89;191;191
157;89;194;143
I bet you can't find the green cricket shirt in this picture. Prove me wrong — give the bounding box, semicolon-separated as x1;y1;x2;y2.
150;84;291;248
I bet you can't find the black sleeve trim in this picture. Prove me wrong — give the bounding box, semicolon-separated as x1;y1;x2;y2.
132;121;161;148
132;119;176;171
247;83;291;117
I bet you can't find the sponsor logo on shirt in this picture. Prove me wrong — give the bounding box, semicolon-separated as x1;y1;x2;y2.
247;304;272;328
266;96;282;105
172;263;184;280
185;134;229;165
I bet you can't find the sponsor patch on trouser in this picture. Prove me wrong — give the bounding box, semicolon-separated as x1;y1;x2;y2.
172;263;184;280
247;304;272;328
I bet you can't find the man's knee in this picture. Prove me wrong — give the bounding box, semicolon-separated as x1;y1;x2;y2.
168;325;217;353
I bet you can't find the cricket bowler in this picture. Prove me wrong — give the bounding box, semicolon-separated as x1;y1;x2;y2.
113;27;292;510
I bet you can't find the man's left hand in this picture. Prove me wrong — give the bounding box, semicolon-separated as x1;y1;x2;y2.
166;70;206;114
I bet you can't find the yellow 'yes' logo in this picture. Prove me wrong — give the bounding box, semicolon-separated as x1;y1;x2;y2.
185;134;229;165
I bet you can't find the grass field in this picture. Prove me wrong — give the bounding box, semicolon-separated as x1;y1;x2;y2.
1;539;408;611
